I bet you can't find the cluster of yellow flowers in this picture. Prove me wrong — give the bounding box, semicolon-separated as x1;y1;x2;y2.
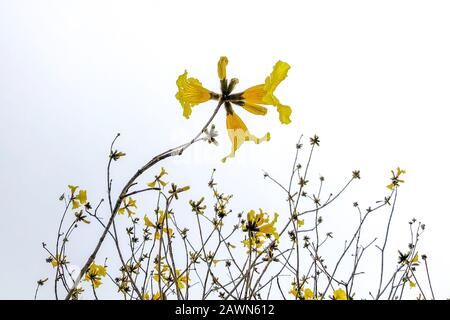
118;197;137;217
288;284;315;300
148;167;168;188
289;284;347;300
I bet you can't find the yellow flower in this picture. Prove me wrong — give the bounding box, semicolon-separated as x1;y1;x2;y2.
288;284;314;300
144;210;173;240
333;288;347;300
288;284;298;298
242;209;279;251
143;291;163;300
84;262;107;288
153;262;188;290
243;236;265;251
72;199;81;209
387;167;406;190
152;291;162;300
243;209;279;240
51;254;67;268
118;197;137;217
69;186;88;209
175;57;292;162
148;167;168;188
297;219;305;227
74;210;91;224
409;280;416;288
110;150;126;161
176;71;216;119
304;288;314;300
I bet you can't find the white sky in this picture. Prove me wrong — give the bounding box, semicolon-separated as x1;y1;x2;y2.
1;0;449;299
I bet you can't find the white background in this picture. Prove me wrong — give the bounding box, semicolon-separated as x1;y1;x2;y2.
1;0;449;299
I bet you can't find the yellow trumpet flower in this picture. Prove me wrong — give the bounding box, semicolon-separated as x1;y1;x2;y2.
175;56;292;162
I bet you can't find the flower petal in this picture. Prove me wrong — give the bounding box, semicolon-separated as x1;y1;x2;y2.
241;61;292;124
144;215;155;228
277;103;292;124
241;102;268;116
262;60;291;104
217;56;228;80
175;71;212;119
242;84;265;105
222;111;270;162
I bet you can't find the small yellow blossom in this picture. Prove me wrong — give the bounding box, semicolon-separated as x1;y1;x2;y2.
288;284;298;298
74;210;90;224
144;210;173;240
144;291;162;300
212;259;220;266
110;150;126;161
304;288;314;300
289;284;314;300
175;269;189;289
69;186;87;209
242;209;279;240
84;262;107;288
243;237;265;251
148;167;168;188
333;288;347;300
51;254;67;268
242;209;279;250
409;280;416;288
153;262;188;289
297;219;305;227
72;200;81;209
153;263;169;282
387;167;406;190
152;291;162;300
118;197;137;217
